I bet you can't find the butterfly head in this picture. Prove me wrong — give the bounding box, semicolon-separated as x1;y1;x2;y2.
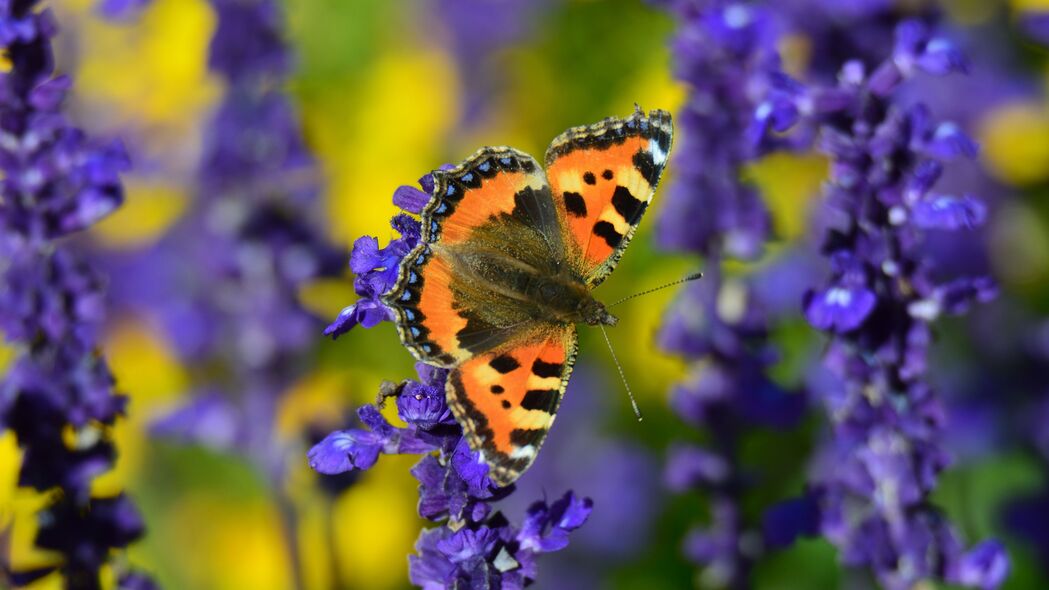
580;299;618;327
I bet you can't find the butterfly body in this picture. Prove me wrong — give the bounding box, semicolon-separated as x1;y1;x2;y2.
383;109;672;485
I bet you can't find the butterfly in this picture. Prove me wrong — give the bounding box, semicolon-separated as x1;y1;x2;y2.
383;108;673;486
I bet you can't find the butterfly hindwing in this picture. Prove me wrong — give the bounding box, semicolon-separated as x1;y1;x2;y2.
384;148;563;367
545;109;673;286
446;326;578;486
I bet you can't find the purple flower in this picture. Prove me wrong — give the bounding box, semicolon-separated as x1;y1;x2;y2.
656;2;808;586
804;284;877;332
655;0;776;259
324;211;425;339
517;492;593;553
0;2;150;584
753;19;1005;589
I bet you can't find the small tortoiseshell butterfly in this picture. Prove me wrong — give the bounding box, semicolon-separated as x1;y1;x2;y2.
383;108;673;485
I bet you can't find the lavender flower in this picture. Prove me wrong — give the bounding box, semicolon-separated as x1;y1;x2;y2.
104;0;343;451
0;1;149;587
753;20;1007;589
654;0;776;259
655;2;806;587
97;0;341;585
310;363;592;587
312;176;591;588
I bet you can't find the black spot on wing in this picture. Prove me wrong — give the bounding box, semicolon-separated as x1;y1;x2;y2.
593;221;623;249
583;171;596;185
490;385;504;394
455;310;516;354
489;355;520;374
563;192;587;217
611;185;648;224
632;150;661;186
531;359;563;379
521;389;558;412
501;400;511;409
602;169;614;180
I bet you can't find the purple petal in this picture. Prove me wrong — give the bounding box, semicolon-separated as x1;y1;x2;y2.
393;185;431;214
349;236;383;274
916;38;969;75
306;430;358;474
911;194;986;230
925;122;979;160
451;438;493;496
947;540;1010;590
804;285;877;332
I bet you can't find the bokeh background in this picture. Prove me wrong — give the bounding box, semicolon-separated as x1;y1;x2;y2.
3;0;1049;588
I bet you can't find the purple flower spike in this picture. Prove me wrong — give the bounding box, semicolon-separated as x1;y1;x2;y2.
656;1;811;586
0;0;151;585
754;17;1006;590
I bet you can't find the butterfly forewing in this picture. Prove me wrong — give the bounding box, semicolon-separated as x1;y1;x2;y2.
384;148;564;367
545;109;673;286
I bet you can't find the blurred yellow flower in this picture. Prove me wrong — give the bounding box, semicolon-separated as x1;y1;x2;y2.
744;151;828;240
978;101;1049;186
91;180;189;249
73;0;218;135
165;493;293;590
307;48;458;246
331;455;420;589
91;321;188;496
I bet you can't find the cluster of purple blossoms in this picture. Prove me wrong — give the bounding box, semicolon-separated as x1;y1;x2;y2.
654;1;805;586
99;0;343;584
0;2;150;588
752;20;1008;589
313;174;592;588
107;0;343;460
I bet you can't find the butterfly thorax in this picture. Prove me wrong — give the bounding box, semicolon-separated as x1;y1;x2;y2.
445;244;616;327
529;273;618;327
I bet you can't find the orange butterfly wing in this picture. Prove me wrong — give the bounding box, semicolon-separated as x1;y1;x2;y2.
447;326;577;486
545;109;673;286
384;147;577;484
384;148;558;367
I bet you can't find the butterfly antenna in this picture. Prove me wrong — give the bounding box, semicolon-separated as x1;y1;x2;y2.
598;323;643;422
608;272;703;308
